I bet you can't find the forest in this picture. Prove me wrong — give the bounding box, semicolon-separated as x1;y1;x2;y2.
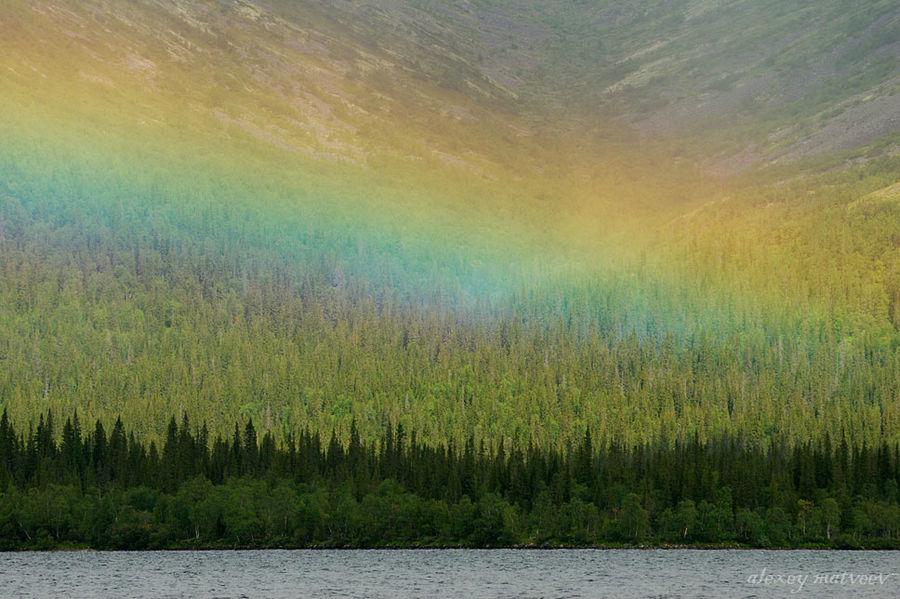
1;0;899;555
2;139;899;451
2;409;900;550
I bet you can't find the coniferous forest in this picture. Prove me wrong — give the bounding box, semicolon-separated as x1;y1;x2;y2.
1;1;899;553
3;409;900;550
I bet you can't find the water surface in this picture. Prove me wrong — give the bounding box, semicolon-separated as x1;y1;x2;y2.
2;549;898;598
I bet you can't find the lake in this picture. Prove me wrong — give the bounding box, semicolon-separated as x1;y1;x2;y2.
1;549;898;598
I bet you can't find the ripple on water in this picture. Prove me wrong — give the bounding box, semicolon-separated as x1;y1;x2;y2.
2;549;900;599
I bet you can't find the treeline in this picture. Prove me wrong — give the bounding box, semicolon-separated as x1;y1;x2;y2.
2;410;900;549
3;151;900;450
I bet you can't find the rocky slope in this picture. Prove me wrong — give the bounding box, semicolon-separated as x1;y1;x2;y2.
2;0;897;178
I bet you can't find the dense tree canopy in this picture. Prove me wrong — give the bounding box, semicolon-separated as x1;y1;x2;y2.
2;410;899;549
1;145;899;450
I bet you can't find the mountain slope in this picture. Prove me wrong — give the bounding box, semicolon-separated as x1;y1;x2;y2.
0;0;899;448
4;1;896;177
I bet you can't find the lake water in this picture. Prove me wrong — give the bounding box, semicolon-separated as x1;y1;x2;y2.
1;549;898;598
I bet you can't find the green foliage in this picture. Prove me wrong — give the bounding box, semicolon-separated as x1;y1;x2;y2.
1;143;899;450
2;411;900;549
0;1;898;556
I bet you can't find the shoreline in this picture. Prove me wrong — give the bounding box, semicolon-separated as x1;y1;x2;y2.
7;543;899;553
